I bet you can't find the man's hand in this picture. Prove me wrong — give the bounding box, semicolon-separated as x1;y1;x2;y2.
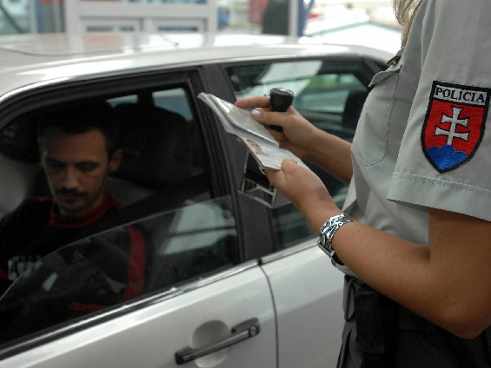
236;96;319;159
266;160;340;230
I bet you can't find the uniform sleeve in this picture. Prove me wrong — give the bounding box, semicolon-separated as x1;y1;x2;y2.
387;0;491;221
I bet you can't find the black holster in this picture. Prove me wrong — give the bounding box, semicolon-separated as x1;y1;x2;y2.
344;275;397;368
343;275;491;368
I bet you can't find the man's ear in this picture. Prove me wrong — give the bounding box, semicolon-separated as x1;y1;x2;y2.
109;149;123;173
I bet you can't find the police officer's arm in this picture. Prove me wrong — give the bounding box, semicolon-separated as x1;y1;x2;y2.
235;96;353;183
267;161;491;339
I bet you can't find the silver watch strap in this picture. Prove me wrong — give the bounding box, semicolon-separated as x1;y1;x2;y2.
319;213;352;266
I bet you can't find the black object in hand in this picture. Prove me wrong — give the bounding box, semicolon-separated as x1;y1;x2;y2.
270;88;294;112
269;88;294;132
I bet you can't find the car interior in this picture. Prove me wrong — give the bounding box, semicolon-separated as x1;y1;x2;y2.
0;87;227;277
0;87;240;342
0;66;369;340
227;61;369;211
0;92;210;221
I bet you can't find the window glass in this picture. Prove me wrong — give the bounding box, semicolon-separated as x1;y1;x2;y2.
0;197;237;344
153;89;193;121
271;203;313;248
229;61;367;139
228;61;368;249
107;94;138;107
0;84;239;345
296;73;365;114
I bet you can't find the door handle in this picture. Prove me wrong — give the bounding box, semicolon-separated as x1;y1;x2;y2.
175;318;261;365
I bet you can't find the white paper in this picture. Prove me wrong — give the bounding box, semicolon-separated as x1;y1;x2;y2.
198;92;306;171
241;137;304;170
198;93;277;145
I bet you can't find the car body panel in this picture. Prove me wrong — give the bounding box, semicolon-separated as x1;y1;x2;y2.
1;264;276;368
0;33;389;102
261;241;345;368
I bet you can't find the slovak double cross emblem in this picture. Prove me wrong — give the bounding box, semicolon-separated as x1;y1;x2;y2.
422;81;490;173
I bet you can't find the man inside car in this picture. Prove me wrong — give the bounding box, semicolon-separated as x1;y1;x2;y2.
0;102;146;308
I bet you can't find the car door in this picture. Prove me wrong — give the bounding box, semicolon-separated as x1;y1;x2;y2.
0;70;276;368
224;55;381;368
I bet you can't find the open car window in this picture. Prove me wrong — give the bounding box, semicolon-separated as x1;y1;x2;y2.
227;59;369;249
228;60;368;140
0;196;237;345
0;81;241;348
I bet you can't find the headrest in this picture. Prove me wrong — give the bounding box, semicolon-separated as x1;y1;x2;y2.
37;101;119;153
342;90;368;131
0;154;38;219
0;100;116;164
0;115;38;163
0;102;195;198
113;104;194;189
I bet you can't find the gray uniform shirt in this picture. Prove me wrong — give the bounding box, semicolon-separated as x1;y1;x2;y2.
343;0;491;247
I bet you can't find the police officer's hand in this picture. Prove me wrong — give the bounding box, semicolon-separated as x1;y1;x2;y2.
235;96;319;159
266;160;340;229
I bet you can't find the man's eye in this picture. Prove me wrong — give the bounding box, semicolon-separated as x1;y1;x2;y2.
45;159;65;171
76;162;98;173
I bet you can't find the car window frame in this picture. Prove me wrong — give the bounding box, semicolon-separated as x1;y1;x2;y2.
197;64;278;261
0;65;250;357
221;54;377;96
0;53;384;358
219;54;382;253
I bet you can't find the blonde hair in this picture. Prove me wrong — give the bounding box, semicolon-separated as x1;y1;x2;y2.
394;0;422;45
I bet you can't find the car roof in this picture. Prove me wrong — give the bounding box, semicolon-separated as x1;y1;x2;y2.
0;33;391;100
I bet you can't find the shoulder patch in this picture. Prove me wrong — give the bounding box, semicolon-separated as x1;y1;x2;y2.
422;81;490;173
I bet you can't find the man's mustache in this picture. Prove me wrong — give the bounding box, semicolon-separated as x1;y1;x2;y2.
56;189;87;198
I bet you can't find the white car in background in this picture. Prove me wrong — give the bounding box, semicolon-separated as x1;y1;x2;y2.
305;4;402;54
0;33;390;368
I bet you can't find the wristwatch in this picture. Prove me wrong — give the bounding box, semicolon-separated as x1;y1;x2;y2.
318;213;352;266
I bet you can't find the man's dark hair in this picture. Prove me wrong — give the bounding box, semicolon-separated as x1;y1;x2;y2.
37;101;120;156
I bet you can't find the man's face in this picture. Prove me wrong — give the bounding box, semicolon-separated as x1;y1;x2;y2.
40;128;120;219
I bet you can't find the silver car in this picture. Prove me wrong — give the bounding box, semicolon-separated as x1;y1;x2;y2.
0;33;389;368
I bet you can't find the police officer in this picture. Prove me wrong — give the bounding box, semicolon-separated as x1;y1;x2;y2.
237;0;491;366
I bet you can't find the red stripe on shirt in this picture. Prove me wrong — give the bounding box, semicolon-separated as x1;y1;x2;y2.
69;303;105;313
124;226;145;300
0;267;8;280
49;194;119;228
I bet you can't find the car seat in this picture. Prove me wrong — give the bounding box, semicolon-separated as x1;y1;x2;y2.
309;89;368;207
0;117;39;219
111;103;211;292
1;99;198;210
0;155;38;220
112;103;194;192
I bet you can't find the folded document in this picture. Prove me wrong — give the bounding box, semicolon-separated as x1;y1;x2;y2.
198;92;305;171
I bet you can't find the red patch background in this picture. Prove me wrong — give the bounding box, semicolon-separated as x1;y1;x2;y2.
423;100;485;156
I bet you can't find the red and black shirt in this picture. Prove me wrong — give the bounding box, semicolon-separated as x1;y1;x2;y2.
0;195;146;303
